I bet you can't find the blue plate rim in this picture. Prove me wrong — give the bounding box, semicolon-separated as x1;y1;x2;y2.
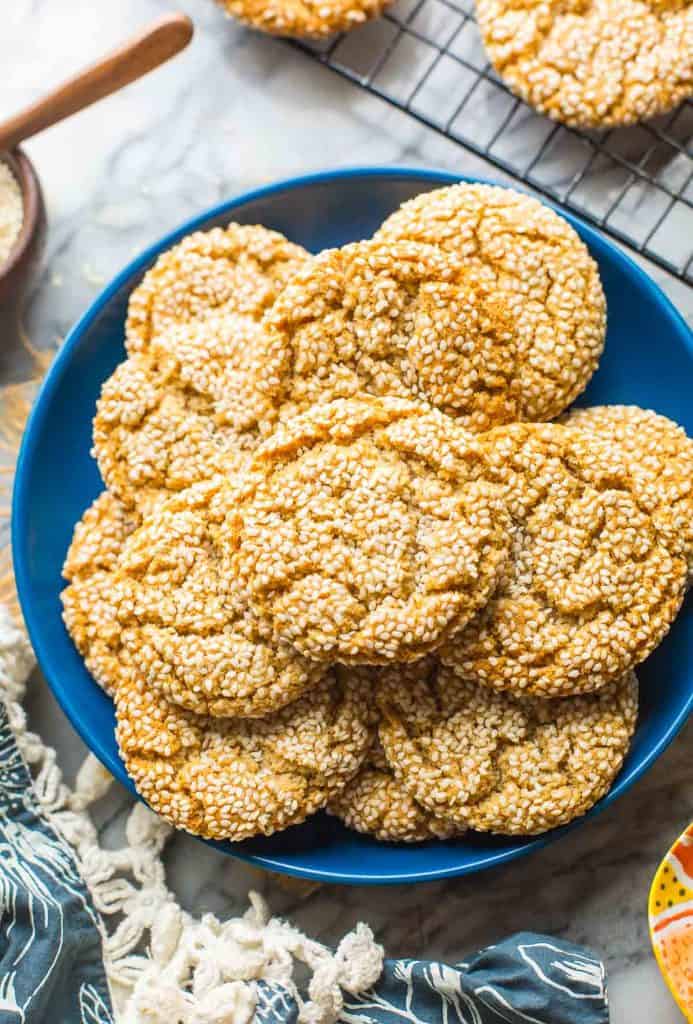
12;164;693;884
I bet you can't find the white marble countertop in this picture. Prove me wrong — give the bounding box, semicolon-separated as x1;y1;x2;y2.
4;1;692;1020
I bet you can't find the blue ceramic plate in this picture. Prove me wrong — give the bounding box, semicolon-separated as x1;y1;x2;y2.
13;168;693;884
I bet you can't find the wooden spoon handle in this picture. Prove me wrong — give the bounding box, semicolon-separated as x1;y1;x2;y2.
0;13;193;152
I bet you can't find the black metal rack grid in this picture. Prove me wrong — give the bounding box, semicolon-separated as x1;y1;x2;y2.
290;0;693;285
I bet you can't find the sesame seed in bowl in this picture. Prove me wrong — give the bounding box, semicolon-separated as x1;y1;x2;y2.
0;159;23;268
0;149;45;311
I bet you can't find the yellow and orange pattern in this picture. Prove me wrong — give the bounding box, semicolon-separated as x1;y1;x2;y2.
649;823;693;1021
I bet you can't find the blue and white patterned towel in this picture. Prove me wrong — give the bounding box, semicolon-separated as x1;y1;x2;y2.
256;937;608;1024
0;701;113;1023
0;694;609;1024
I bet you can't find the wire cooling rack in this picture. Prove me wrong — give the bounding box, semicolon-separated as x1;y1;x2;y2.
290;0;693;285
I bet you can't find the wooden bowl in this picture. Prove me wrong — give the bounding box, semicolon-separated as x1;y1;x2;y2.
0;148;46;310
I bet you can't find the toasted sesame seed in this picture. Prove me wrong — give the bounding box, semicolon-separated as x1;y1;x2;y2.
93;224;309;511
61;492;140;695
126;223;308;355
62;478;329;719
377;657;638;834
256;238;521;432
328;735;460;841
0;160;23;268
215;0;391;37
563;404;693;582
115;666;375;841
476;0;693;129
375;184;606;422
63;490;139;578
440;422;688;696
232;396;512;664
116;475;331;718
92;319;264;512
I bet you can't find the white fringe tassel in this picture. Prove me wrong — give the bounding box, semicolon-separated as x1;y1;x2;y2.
0;606;384;1023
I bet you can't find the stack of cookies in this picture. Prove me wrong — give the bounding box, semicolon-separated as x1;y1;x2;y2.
62;184;693;845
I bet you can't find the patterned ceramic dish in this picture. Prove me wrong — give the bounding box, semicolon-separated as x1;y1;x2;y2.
12;168;693;884
649;823;693;1020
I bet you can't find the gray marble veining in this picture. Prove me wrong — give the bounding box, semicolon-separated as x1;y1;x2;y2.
5;1;692;1020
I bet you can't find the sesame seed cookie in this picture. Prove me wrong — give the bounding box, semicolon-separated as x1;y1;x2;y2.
125;223;308;355
328;737;459;842
377;658;638;834
233;396;512;664
61;491;139;695
257;238;521;433
562;405;693;582
115;666;375;841
216;0;391;39
97;223;308;511
375;184;606;422
475;0;693;129
93;313;267;512
115;475;328;718
440;422;687;696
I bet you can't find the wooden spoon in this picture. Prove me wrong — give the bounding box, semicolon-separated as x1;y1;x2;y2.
0;13;193;152
0;13;193;311
649;821;693;1021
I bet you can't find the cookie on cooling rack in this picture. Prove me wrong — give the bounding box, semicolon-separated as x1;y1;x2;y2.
232;396;512;665
375;183;606;422
377;658;639;835
563;404;693;582
216;0;391;38
257;238;521;432
116;666;374;841
475;0;693;129
126;223;308;355
440;422;687;697
62;491;139;695
329;737;459;842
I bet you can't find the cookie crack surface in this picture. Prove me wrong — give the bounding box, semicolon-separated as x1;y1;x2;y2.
441;422;687;696
233;396;512;664
377;657;638;834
